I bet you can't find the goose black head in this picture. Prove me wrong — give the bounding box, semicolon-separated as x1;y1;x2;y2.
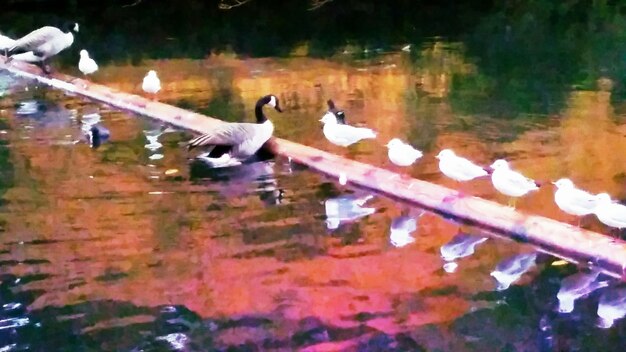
62;22;79;33
260;94;282;113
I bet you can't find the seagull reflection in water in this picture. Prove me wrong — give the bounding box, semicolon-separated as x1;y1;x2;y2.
490;252;537;291
440;232;488;273
556;268;609;314
597;287;626;329
324;194;375;230
389;210;423;248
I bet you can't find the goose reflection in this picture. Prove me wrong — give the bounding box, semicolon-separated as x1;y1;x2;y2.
490;252;537;291
597;287;626;329
324;194;375;230
557;269;609;313
15;100;46;116
191;160;285;206
144;127;165;151
389;212;421;248
440;232;488;273
80;112;109;148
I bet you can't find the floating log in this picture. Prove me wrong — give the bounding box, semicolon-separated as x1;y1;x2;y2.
2;60;626;280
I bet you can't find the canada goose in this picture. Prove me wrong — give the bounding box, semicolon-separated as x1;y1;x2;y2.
489;159;539;208
78;49;98;76
319;100;376;147
187;94;282;164
6;22;79;74
386;138;423;166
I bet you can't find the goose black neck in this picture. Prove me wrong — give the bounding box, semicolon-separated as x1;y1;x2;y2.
255;100;268;123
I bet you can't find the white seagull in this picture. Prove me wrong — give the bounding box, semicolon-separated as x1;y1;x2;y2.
490;252;537;291
490;159;539;207
319;100;376;147
436;149;488;182
552;178;598;226
386;138;423;167
142;70;161;98
78;49;98;76
6;22;79;73
0;33;15;51
557;269;609;313
187;95;282;166
594;193;626;231
597;287;626;328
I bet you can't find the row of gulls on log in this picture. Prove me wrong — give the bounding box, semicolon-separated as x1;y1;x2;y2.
2;23;625;236
183;96;626;236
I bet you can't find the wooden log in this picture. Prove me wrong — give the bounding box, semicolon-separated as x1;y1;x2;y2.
2;60;626;280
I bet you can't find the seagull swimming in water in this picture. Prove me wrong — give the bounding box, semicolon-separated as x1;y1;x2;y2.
142;70;161;99
593;193;626;232
6;22;79;74
557;269;609;313
386;138;423;167
489;159;539;208
490;252;537;291
319;100;376;147
78;49;98;76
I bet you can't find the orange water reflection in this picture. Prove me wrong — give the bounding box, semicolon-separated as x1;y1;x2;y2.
2;42;626;349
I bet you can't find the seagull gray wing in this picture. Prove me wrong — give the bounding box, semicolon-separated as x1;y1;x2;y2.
187;122;260;149
10;27;62;52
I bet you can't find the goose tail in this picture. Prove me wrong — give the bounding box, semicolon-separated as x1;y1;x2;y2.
187;134;211;150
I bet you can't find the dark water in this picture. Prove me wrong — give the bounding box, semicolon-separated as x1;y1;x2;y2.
2;1;626;351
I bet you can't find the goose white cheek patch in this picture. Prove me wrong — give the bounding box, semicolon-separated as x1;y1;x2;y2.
268;95;277;108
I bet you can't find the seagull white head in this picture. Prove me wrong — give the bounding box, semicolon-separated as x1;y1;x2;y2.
490;159;510;170
319;111;338;125
80;49;89;57
386;138;404;149
147;70;158;77
552;178;574;189
435;149;455;160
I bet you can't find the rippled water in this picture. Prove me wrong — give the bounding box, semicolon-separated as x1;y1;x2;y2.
1;44;626;350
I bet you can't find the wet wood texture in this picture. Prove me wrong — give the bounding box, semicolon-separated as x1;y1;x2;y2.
2;60;626;280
